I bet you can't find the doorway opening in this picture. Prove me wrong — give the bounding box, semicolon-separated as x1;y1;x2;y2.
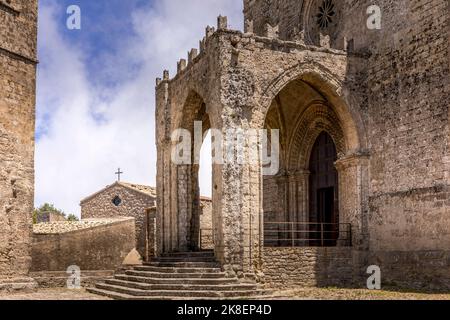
309;132;339;246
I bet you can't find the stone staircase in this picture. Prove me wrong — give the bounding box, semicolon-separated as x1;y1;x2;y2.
87;251;269;300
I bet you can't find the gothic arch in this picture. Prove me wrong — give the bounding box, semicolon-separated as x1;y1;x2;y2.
287;103;346;171
257;62;366;155
261;63;368;248
173;90;213;251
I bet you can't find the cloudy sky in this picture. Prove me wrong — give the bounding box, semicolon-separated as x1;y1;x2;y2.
36;0;243;217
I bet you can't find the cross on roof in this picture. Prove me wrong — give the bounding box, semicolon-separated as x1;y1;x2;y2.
115;168;123;182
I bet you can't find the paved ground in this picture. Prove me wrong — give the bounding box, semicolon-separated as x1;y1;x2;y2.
0;287;448;300
271;287;450;300
0;288;112;300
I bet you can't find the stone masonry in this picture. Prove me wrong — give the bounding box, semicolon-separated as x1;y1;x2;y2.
81;182;213;258
156;0;450;289
0;0;38;290
81;182;156;258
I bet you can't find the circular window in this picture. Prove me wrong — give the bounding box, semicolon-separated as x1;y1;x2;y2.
317;0;336;29
112;196;122;206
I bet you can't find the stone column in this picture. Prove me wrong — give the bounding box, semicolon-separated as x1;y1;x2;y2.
145;207;157;261
156;142;171;255
176;165;190;252
214;126;263;279
275;172;288;222
290;169;310;246
335;153;370;249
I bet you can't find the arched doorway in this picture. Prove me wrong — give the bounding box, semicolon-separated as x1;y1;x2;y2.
261;73;357;248
308;131;339;246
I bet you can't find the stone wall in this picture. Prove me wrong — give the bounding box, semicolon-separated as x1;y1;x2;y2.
263;247;354;288
81;184;156;257
367;250;450;291
36;212;67;224
200;198;213;249
30;270;114;289
364;0;450;252
31;218;136;272
0;0;38;289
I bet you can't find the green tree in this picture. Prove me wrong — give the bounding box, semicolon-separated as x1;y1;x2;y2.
33;203;66;224
66;214;79;222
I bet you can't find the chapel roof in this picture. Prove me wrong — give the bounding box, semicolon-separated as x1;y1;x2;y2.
80;181;156;204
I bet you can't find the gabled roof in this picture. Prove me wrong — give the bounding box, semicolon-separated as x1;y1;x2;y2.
80;181;156;204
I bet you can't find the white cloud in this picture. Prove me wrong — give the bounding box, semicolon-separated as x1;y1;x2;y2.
35;0;243;216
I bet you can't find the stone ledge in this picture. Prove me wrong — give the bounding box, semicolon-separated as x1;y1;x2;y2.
30;271;115;289
0;277;38;293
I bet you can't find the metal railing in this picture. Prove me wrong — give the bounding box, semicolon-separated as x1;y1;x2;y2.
264;222;352;247
199;222;352;250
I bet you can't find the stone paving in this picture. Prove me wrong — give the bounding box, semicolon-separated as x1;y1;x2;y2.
271;288;450;300
0;287;448;300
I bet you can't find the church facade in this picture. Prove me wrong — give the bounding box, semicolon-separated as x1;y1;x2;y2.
155;0;450;288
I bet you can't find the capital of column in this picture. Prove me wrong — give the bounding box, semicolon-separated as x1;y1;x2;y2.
287;169;311;182
335;151;370;171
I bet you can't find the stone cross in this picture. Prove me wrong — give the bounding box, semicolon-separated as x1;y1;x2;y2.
115;168;123;182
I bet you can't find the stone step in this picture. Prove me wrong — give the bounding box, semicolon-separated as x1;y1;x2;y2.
151;257;217;263
87;287;269;301
125;270;227;279
94;282;266;298
105;278;257;292
135;266;222;273
160;251;214;258
115;274;239;285
144;261;221;268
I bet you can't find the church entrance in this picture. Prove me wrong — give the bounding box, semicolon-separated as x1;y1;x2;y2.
309;132;339;246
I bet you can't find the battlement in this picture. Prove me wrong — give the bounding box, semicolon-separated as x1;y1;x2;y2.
156;13;350;89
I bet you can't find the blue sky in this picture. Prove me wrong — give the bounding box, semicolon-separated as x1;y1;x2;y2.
36;0;243;216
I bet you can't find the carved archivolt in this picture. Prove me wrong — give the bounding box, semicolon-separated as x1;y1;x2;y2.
287;103;345;170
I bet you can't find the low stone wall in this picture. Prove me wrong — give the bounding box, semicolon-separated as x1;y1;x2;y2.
31;218;136;272
368;250;450;291
263;247;354;288
263;247;450;291
30;270;115;288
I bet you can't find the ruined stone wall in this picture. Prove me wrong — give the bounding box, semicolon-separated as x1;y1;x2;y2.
31;218;136;272
0;0;37;287
81;185;156;257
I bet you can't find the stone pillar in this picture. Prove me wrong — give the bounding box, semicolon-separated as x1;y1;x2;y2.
145;207;157;261
214;127;263;279
296;170;310;223
156;142;173;254
287;170;309;245
335;154;370;249
176;165;189;252
275;172;288;221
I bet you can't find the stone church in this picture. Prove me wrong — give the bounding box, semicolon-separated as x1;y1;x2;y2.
0;0;449;298
80;181;213;259
153;0;450;289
